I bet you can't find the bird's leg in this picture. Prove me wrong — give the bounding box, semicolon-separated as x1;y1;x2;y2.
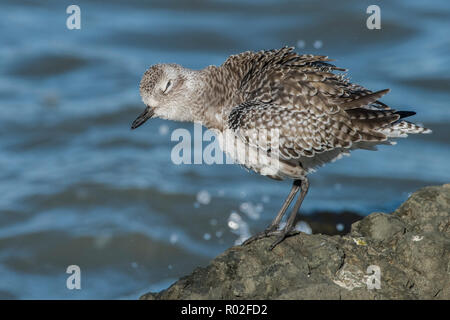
264;179;302;232
269;177;309;250
242;180;301;246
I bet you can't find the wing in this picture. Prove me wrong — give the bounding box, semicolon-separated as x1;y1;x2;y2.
225;48;410;161
228;100;358;160
224;47;422;166
227;95;411;162
229;47;391;110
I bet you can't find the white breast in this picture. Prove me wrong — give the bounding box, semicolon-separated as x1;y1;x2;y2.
215;129;291;179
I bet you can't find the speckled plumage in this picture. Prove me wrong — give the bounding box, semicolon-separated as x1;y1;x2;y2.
194;47;430;179
133;47;431;249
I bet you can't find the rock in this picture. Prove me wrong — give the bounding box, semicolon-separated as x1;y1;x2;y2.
141;184;450;300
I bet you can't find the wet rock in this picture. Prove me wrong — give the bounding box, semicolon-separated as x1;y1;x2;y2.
141;184;450;300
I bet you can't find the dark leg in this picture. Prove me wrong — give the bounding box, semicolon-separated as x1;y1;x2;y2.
242;180;301;246
268;177;309;250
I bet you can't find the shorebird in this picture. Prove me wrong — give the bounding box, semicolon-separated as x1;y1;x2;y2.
131;47;431;250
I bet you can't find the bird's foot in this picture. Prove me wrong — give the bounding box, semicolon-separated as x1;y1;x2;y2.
241;225;279;246
268;227;299;251
242;225;299;250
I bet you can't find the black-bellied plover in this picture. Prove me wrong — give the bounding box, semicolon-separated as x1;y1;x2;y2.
131;47;431;250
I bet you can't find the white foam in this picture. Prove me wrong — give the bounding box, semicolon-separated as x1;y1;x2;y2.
295;221;312;234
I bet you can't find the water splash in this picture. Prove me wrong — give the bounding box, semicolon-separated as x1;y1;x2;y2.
239;201;263;220
227;211;250;245
295;221;312;234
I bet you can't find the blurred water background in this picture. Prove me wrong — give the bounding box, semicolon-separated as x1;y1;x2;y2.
0;0;449;299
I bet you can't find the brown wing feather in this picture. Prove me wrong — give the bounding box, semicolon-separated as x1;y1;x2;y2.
224;48;418;159
228;101;363;160
339;89;390;109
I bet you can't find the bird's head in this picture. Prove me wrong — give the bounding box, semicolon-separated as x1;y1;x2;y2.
131;63;198;129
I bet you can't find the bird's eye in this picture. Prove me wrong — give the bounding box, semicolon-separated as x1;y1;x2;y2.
163;80;172;93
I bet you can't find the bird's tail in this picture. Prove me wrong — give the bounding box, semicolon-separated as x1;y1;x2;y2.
378;115;432;138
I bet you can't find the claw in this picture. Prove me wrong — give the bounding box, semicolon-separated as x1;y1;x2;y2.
242;228;277;246
242;225;299;250
268;229;299;250
268;234;287;251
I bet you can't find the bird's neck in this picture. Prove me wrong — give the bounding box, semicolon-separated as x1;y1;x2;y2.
189;65;243;131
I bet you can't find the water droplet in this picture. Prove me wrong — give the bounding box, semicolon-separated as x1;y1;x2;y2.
169;233;178;244
255;203;263;213
240;202;249;211
203;233;211;241
227;212;251;245
313;40;323;49
196;190;211;205
228;220;239;230
297;40;306;48
261;195;270;203
93;233;112;249
159;124;169;135
336;223;344;232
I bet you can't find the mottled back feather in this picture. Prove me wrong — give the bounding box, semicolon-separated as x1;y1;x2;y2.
222;47;429;171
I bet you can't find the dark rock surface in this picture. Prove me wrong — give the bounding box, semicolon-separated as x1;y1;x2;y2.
141;184;450;300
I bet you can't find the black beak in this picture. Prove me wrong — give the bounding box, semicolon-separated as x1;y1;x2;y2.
131;106;154;129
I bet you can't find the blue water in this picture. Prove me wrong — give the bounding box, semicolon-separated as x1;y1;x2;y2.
0;0;449;299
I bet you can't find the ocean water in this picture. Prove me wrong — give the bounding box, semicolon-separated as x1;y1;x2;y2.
0;0;449;299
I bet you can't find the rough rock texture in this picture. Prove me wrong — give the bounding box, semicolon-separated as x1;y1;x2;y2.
141;184;450;300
